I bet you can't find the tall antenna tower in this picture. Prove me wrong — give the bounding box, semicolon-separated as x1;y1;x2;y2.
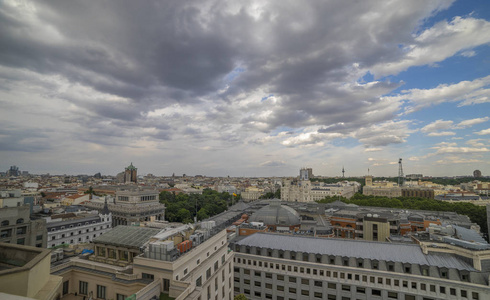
398;158;404;186
342;166;345;178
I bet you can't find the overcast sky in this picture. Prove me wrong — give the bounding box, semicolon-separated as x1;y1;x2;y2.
1;0;489;177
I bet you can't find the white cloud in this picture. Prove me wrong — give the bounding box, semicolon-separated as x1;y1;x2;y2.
460;50;476;57
371;17;490;77
364;148;383;152
431;146;489;155
427;131;456;136
388;75;490;113
421;119;453;133
466;139;486;147
455;117;489;128
475;128;490;135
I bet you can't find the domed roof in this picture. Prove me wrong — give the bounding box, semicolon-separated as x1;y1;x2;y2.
248;201;300;226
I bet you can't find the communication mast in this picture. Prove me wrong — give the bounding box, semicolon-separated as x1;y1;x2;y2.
398;158;404;186
342;166;345;178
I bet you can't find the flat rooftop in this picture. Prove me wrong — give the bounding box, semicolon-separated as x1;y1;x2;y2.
93;226;162;249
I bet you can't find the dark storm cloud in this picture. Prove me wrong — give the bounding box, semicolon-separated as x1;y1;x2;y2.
0;127;52;152
0;0;458;150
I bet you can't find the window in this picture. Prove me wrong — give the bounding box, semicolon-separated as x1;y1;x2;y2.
328;282;336;289
79;281;88;295
16;227;26;235
388;291;397;299
450;288;456;296
301;290;309;296
357;287;365;294
97;285;106;299
472;292;479;300
16;218;24;224
440;286;446;294
314;281;322;287
277;274;284;281
206;268;211;280
301;278;309;285
265;273;272;279
117;294;127;300
342;285;349;291
1;220;9;226
196;276;202;287
289;288;296;294
266;283;272;289
214;261;219;272
289;277;296;283
372;289;381;296
63;281;69;295
142;273;154;280
277;285;284;291
17;238;25;245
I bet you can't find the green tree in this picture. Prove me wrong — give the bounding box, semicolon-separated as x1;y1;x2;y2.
197;208;209;221
176;208;192;223
234;294;248;300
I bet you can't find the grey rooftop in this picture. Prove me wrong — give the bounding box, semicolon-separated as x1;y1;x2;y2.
93;226;161;249
235;233;476;271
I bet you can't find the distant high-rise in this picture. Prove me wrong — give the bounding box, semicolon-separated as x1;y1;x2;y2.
474;170;482;178
299;168;309;180
6;166;20;177
124;162;137;183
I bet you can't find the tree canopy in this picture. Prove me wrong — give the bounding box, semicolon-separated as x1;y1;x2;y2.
159;189;232;223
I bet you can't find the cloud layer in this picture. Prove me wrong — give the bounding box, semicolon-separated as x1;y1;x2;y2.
0;0;489;176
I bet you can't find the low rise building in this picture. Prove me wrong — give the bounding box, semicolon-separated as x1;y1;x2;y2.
46;208;112;248
0;243;62;300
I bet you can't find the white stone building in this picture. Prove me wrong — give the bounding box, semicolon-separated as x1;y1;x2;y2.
46;209;112;248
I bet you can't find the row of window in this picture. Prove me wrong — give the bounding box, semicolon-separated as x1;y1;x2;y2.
50;225;109;238
1;218;24;226
76;280;126;300
235;266;480;300
50;234;100;247
50;221;109;231
235;248;467;280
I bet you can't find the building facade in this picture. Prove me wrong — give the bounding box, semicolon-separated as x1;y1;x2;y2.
232;233;490;300
0;204;47;248
0;243;62;300
125;162;138;183
84;188;165;226
51;227;234;300
46;210;112;248
282;179;358;202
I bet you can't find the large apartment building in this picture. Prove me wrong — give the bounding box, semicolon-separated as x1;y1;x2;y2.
51;224;234;300
232;233;490;300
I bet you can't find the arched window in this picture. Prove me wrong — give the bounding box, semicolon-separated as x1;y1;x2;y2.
1;220;9;226
16;218;24;224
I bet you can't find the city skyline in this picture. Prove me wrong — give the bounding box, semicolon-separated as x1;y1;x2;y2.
1;1;489;177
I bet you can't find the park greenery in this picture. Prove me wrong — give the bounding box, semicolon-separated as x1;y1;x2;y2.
316;193;488;239
259;188;281;199
159;189;239;223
